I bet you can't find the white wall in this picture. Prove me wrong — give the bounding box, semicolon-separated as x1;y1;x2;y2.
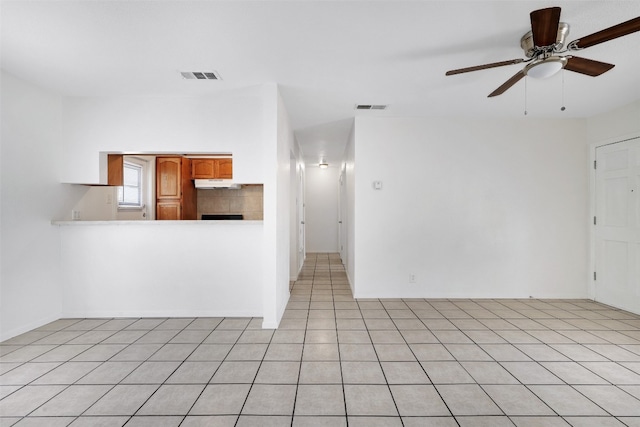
59;84;289;329
61;86;265;186
0;71;85;340
344;123;356;290
353;117;589;299
305;166;340;253
275;90;293;324
289;144;305;280
60;222;263;317
586;100;640;145
72;186;117;221
261;87;294;328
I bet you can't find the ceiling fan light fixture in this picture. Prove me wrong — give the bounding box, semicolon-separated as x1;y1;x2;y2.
520;22;570;57
524;56;567;79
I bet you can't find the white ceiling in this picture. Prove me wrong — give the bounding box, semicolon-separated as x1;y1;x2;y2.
2;1;640;166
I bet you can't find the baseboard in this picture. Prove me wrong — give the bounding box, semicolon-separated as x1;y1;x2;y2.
0;313;61;342
261;320;279;329
61;310;263;319
346;269;354;295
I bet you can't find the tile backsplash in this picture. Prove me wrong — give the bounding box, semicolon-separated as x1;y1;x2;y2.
197;184;263;220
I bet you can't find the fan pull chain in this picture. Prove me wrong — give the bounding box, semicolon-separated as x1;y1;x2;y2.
561;69;566;111
524;76;528;116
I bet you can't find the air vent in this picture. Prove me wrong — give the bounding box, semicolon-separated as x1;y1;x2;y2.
355;104;388;110
180;71;222;80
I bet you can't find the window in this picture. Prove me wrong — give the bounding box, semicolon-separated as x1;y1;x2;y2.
118;161;143;208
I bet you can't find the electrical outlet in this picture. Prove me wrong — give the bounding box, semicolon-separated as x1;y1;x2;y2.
72;210;80;220
409;273;416;284
106;193;113;204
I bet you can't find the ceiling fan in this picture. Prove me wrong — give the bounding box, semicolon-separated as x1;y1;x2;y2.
445;7;640;97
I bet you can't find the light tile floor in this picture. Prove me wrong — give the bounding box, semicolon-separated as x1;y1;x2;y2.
2;253;640;426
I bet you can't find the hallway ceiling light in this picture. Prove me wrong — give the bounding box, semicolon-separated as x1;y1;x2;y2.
319;162;329;169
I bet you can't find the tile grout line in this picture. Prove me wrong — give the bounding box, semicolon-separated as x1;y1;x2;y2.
330;256;350;426
287;256;313;426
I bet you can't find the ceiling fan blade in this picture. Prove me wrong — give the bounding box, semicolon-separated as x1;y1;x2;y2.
573;16;640;49
488;70;526;97
445;59;524;76
530;7;561;47
564;56;615;76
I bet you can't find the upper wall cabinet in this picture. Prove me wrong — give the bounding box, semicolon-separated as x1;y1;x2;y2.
218;158;233;179
191;158;233;179
107;154;124;186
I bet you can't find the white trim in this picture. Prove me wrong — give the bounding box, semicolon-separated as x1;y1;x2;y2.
262;287;289;329
117;204;146;211
0;314;61;342
62;310;263;318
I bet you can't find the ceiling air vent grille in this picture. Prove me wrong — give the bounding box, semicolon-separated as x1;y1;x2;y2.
355;104;388;110
180;71;222;80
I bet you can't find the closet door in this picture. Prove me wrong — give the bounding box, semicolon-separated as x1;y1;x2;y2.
595;137;640;313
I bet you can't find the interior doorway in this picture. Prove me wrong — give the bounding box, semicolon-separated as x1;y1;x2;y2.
290;153;306;280
339;169;347;265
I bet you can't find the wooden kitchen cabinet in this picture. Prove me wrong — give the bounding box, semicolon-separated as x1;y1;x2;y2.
157;157;181;198
191;158;233;179
107;154;124;186
217;158;233;179
191;159;216;179
156;200;181;221
156;157;196;220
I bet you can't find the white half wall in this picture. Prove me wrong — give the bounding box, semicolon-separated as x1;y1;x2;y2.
59;222;263;317
0;80;290;339
60;84;287;329
0;71;85;340
353;117;589;299
305;166;340;253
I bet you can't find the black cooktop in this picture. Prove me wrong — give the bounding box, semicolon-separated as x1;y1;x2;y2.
201;214;244;220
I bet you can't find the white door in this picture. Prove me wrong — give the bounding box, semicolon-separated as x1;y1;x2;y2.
339;170;347;264
595;137;640;313
298;168;306;269
290;156;299;280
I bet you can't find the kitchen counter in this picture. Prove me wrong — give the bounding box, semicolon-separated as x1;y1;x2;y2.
52;220;263;226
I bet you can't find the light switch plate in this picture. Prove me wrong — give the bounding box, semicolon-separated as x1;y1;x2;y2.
373;181;383;190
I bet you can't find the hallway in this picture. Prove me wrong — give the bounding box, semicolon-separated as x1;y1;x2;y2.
1;253;640;426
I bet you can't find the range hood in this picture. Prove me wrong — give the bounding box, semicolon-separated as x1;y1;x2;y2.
194;179;241;189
